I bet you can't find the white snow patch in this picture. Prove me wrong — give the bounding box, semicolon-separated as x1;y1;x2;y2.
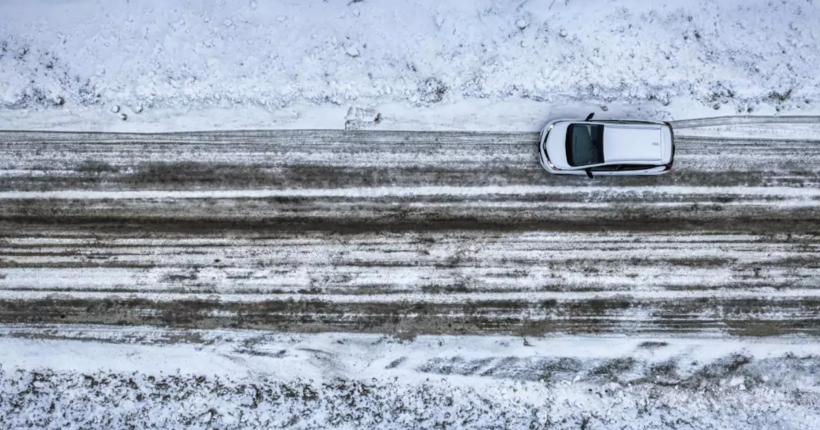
344;45;360;58
2;185;819;200
0;0;818;132
0;328;819;429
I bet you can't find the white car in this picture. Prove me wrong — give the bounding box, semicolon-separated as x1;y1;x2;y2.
539;113;675;178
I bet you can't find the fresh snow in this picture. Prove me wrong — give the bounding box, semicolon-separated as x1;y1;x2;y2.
1;0;819;132
1;327;820;429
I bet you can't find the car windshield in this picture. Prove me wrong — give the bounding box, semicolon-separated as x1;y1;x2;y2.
565;124;604;166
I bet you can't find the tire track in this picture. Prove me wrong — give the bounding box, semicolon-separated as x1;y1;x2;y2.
1;124;819;336
2;130;819;191
671;115;820;129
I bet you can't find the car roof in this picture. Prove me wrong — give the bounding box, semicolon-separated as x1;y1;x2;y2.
601;123;664;163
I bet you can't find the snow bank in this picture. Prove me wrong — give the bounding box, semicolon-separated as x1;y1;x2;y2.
1;0;819;131
1;328;819;429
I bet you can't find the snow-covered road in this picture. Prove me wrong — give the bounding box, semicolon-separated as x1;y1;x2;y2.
3;0;820;427
1;120;818;338
1;121;819;428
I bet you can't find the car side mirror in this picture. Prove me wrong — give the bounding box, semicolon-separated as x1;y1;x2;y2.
585;112;594;121
585;169;593;179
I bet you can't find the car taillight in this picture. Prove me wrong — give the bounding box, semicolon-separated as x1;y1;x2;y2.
663;121;675;171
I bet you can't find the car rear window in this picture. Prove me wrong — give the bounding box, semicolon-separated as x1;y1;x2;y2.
565;124;604;167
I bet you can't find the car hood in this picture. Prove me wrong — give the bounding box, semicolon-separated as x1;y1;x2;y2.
545;122;572;169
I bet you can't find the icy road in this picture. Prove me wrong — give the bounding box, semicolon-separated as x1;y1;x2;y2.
1;117;819;338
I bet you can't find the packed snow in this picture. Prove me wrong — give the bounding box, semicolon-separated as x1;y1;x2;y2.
1;0;819;132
